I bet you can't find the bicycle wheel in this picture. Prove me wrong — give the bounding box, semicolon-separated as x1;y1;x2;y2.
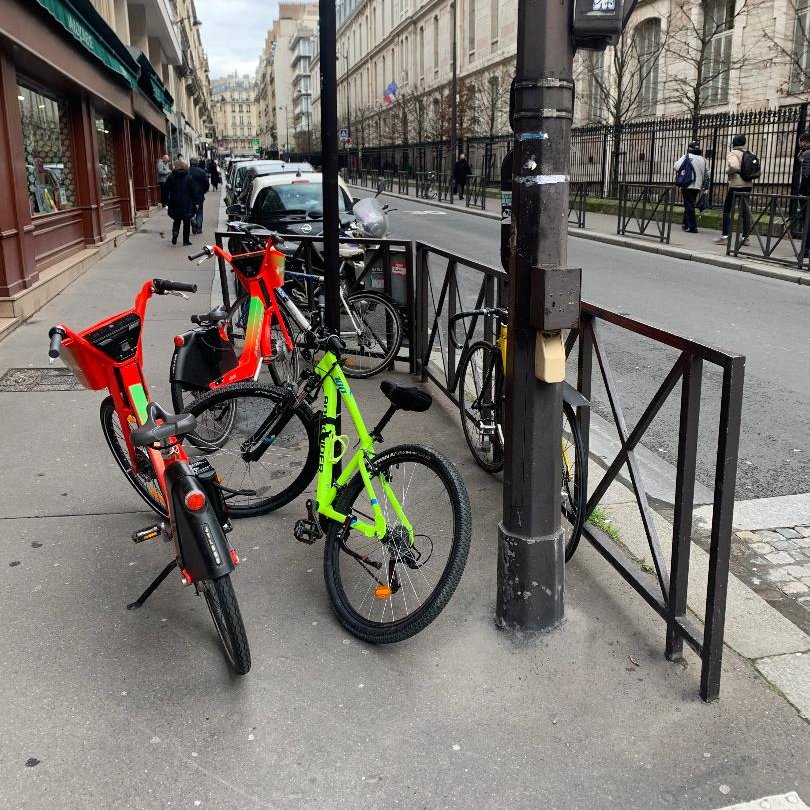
100;396;168;519
200;575;251;675
457;341;504;473
340;291;403;378
562;401;587;562
186;382;318;517
323;444;471;643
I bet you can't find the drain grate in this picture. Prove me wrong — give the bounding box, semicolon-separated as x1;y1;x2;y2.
0;367;84;392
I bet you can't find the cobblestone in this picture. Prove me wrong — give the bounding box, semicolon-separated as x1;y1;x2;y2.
765;551;795;565
781;581;810;595
796;525;810;536
776;528;802;539
772;539;798;551
749;542;774;554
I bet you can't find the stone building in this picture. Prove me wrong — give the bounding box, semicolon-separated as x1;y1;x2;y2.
210;73;259;156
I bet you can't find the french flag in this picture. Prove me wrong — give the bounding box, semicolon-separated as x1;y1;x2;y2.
383;81;398;106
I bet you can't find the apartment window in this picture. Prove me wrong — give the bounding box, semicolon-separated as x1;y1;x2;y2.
635;19;660;116
95;116;118;199
433;16;439;72
403;36;409;82
419;26;425;77
585;51;605;122
491;0;499;42
246;105;251;114
401;0;408;17
790;0;810;92
372;7;377;43
468;0;476;55
701;0;735;105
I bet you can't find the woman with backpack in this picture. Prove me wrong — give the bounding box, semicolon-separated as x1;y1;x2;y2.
674;141;709;234
715;134;759;246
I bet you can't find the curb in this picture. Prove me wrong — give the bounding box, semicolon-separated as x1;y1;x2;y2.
357;185;810;285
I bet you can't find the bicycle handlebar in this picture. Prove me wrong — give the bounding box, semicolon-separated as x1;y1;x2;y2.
447;308;508;350
153;279;197;294
48;326;66;359
187;247;211;261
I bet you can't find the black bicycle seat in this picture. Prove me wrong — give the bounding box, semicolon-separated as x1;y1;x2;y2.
191;305;229;326
380;380;432;412
228;221;263;233
276;241;299;257
130;402;198;447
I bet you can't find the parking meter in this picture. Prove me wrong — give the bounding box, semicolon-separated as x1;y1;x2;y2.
573;0;626;49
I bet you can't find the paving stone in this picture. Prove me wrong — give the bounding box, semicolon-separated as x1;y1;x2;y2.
780;581;809;595
765;551;794;565
771;539;798;551
759;530;787;542
794;537;810;548
775;527;801;539
761;568;793;583
735;530;760;541
785;564;810;578
748;541;773;554
796;525;810;537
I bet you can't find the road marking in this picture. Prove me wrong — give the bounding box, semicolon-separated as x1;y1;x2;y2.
402;210;448;216
714;792;809;809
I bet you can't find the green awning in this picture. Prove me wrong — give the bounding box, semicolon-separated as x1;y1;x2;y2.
148;74;174;114
34;0;139;89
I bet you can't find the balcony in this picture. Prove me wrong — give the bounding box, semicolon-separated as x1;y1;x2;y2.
139;0;183;64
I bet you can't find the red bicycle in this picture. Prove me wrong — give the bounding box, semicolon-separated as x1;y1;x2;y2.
48;279;251;674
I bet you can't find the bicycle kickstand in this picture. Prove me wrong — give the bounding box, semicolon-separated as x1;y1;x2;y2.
126;560;178;610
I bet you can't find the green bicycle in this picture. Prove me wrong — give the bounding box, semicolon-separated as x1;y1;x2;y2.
186;332;471;643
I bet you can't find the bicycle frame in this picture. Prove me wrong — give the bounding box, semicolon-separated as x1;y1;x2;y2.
312;352;412;543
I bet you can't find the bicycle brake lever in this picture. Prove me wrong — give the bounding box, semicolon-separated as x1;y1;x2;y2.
197;255;211;266
167;291;190;299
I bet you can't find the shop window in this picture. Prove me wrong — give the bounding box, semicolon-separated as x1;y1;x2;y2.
95;117;117;199
17;82;76;216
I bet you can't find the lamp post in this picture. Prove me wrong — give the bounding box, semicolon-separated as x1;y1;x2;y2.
278;105;290;156
449;0;457;173
339;50;351;143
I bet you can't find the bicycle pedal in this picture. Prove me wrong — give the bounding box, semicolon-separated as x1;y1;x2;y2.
131;524;164;544
293;519;321;545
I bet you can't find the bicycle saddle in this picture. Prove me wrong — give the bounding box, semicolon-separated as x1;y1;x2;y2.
228;221;264;233
275;241;299;257
191;305;228;326
339;244;365;259
380;380;432;412
130;402;198;447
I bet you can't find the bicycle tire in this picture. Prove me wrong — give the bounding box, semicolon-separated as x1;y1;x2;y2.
323;444;471;643
340;291;403;379
99;396;168;519
186;382;319;518
562;401;587;562
200;574;251;675
457;341;504;473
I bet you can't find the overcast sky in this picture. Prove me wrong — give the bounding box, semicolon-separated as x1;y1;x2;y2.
196;0;282;79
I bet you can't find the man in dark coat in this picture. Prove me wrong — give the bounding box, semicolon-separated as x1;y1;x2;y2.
189;157;210;235
164;160;195;245
207;157;221;190
453;153;472;199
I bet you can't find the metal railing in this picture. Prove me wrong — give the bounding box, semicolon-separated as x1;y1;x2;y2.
383;170;395;192
465;175;487;210
414;241;744;702
617;183;675;243
397;171;410;195
436;172;455;203
568;183;588;228
728;192;810;271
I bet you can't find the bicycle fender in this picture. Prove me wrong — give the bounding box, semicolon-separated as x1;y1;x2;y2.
165;463;235;582
563;381;590;409
173;327;237;389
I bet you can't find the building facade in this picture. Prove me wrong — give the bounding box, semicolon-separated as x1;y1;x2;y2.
210;73;258;156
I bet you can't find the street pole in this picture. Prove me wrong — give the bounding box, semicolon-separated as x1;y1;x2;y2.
345;52;351;142
449;0;457;174
319;0;340;334
497;0;578;631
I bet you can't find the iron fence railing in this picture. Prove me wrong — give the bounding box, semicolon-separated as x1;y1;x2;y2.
618;183;676;243
728;192;810;271
414;241;744;702
383;170;394;192
465;175;487;210
436;172;454;203
397;171;410;195
568;183;588;228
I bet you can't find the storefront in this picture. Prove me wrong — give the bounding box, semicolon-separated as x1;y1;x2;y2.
0;0;170;303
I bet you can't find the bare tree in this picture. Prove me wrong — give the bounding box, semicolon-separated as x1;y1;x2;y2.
473;60;515;139
762;0;810;95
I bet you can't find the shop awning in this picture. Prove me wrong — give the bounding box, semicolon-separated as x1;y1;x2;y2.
33;0;139;89
129;48;174;115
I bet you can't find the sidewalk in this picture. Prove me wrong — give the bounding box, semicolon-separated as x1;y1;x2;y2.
0;191;807;809
360;186;810;286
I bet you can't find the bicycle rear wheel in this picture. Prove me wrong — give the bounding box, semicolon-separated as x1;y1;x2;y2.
186;382;319;517
323;444;471;643
340;291;403;378
200;574;251;675
100;396;168;519
562;401;586;562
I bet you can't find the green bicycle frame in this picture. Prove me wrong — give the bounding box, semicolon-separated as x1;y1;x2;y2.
313;352;413;544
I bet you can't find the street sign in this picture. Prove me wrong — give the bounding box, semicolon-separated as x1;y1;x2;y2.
252;137;260;155
339;128;348;141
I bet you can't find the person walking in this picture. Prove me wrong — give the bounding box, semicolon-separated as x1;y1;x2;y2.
164;159;195;246
715;134;753;246
188;157;210;235
797;131;810;258
674;141;709;234
207;157;221;191
156;154;171;207
453;153;472;199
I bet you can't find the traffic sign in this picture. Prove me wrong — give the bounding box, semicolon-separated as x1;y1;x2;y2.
339;128;348;141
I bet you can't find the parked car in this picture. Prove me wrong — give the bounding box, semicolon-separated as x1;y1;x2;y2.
226;160;314;207
225;157;257;192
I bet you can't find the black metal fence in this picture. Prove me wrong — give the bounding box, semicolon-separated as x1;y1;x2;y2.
617;183;676;243
465;175;488;210
413;241;744;702
568;183;588;228
728;192;810;271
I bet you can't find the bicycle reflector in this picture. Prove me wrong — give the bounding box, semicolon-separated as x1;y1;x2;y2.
375;585;393;600
174;335;184;347
184;490;207;511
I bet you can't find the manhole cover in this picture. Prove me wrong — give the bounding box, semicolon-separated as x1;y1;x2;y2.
0;367;84;392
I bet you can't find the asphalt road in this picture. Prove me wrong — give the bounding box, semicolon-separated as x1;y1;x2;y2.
362;190;810;501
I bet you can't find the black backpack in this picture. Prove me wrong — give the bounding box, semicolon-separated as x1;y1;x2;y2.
675;155;696;188
739;150;761;182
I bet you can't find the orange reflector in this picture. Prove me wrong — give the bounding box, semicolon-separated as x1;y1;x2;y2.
374;585;392;599
184;490;207;511
181;568;193;584
229;549;239;566
174;335;184;347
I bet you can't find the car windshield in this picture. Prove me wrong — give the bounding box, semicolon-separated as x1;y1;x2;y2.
255;182;349;216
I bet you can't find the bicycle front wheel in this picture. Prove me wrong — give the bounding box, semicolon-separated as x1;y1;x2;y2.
200;574;251;675
323;444;471;643
186;382;319;517
562;401;586;562
100;396;168;519
340;291;403;378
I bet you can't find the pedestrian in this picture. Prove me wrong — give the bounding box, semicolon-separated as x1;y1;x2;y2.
453;153;472;199
797;131;810;256
207;157;221;190
714;134;753;246
188;157;210;235
674;141;709;234
156;153;171;207
164;159;195;246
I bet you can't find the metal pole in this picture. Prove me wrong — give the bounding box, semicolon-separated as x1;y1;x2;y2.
450;0;457;168
497;0;577;631
320;0;340;334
